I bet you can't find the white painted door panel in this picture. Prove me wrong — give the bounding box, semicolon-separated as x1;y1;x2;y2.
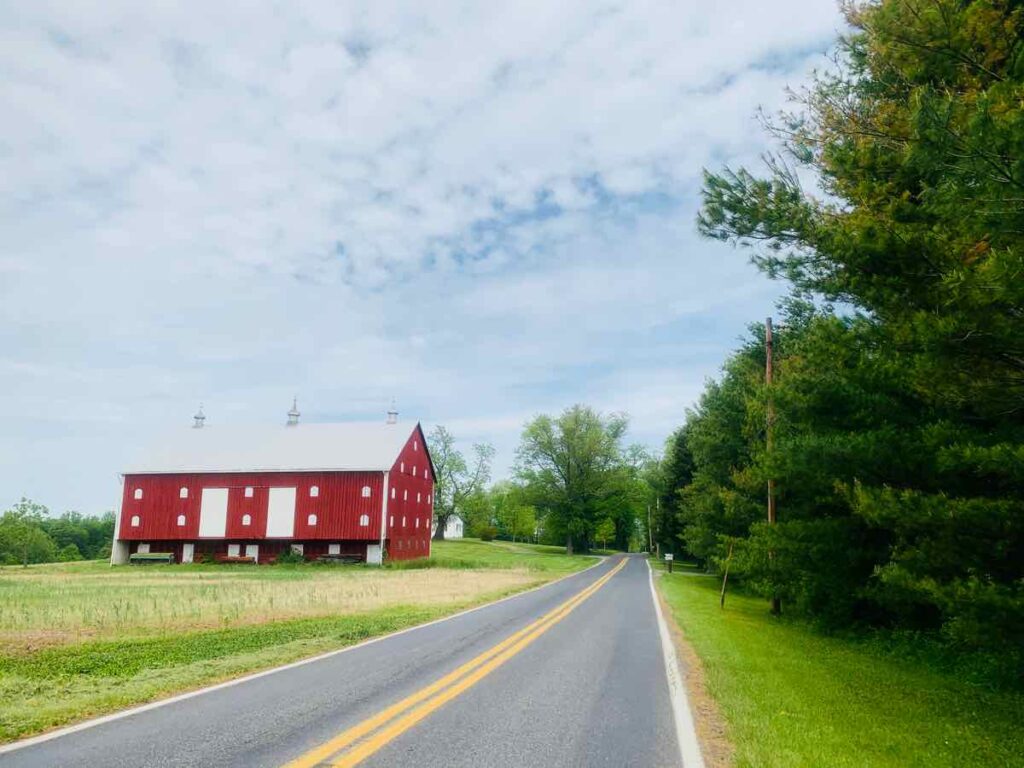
366;544;382;565
267;487;296;538
198;488;229;538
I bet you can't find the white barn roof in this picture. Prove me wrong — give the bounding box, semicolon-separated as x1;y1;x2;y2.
125;422;420;475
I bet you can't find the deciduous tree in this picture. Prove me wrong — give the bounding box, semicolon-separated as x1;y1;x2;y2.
515;405;629;554
427;426;494;541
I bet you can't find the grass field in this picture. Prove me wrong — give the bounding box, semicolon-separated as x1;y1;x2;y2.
0;539;593;743
401;539;601;572
655;565;1024;768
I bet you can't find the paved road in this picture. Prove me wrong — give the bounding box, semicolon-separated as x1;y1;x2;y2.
1;555;684;767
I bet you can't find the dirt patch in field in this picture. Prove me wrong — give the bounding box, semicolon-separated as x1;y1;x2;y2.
656;578;734;768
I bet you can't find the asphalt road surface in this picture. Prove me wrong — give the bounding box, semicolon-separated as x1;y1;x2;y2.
1;555;687;767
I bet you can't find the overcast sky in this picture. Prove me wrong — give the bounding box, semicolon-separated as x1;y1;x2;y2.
1;2;843;515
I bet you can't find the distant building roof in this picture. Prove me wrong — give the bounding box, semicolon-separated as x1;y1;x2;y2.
124;422;420;475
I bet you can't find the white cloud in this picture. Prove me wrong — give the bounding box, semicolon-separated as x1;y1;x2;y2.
0;0;843;512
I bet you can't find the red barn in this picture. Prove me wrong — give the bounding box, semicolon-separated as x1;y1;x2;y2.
111;417;434;564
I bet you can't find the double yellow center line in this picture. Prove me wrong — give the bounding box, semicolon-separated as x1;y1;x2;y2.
284;557;628;768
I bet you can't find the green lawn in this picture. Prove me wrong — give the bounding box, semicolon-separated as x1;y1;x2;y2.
655;566;1024;768
404;538;598;573
0;540;590;743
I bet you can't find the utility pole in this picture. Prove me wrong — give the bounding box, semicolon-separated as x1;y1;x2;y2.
766;317;781;615
647;504;653;553
655;497;661;558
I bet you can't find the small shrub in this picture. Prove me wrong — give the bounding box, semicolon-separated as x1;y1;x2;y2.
479;526;498;542
274;549;306;565
58;544;83;562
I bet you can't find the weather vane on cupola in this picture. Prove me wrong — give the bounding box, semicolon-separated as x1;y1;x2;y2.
192;403;205;429
287;396;301;427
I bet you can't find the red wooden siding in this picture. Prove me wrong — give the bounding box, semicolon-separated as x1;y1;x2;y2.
119;471;384;541
385;424;434;560
293;471;383;540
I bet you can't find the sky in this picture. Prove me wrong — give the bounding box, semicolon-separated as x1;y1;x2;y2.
0;1;844;515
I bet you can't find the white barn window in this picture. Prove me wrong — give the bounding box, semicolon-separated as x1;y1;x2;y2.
414;440;418;451
413;466;417;477
310;485;319;498
329;543;341;555
130;515;141;527
179;487;188;499
133;488;143;500
176;514;186;526
244;486;254;498
307;513;318;526
415;518;420;528
402;516;406;527
242;514;252;526
361;486;371;498
390;515;394;526
401;462;405;472
359;514;370;526
391;487;396;499
404;490;408;501
227;544;240;557
417;492;421;503
137;543;150;553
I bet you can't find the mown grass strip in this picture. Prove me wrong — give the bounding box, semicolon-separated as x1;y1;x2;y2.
0;607;443;680
0;605;450;742
655;566;1024;768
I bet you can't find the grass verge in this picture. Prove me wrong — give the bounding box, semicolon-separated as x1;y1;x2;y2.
0;541;592;743
654;565;1024;768
386;538;597;573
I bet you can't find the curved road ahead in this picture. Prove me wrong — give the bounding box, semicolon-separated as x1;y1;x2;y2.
1;555;694;767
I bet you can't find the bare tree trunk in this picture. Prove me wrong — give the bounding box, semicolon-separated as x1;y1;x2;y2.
433;516;446;541
565;534;573;556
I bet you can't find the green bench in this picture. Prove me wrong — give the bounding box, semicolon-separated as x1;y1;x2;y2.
129;552;175;565
316;554;364;564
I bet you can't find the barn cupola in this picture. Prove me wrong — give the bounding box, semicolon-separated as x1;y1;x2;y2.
386;399;398;425
287;397;300;427
192;404;206;429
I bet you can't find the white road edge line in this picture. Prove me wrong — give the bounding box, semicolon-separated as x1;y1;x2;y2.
648;560;706;768
0;556;607;756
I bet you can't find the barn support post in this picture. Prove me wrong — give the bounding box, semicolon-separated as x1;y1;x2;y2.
111;540;130;565
110;478;129;565
376;470;389;566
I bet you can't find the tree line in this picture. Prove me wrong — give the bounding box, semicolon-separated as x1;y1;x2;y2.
428;406;654;553
650;0;1024;679
0;499;115;565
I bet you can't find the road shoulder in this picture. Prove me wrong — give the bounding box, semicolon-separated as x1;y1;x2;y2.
650;563;733;768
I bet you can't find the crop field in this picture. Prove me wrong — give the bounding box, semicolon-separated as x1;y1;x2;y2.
0;562;535;651
0;539;593;742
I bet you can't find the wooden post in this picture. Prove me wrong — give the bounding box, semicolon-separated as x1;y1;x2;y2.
766;318;781;616
719;539;734;609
